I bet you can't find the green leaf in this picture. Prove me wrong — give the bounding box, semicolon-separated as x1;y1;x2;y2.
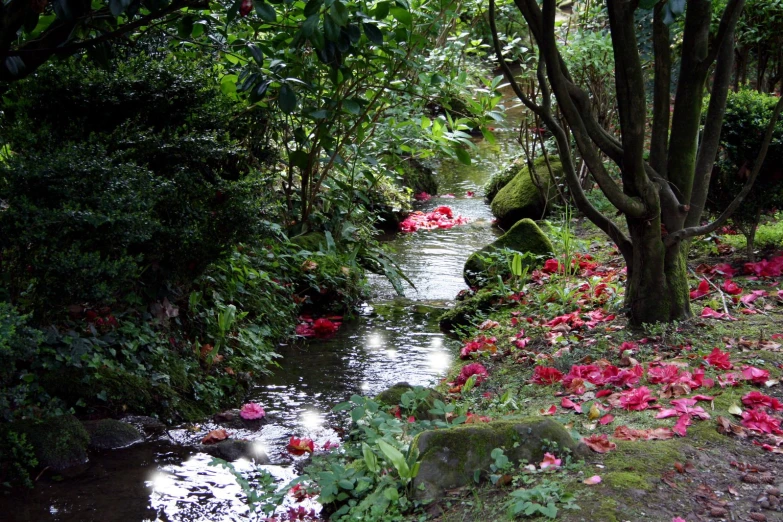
304;0;322;17
362;443;378;472
324;14;340;41
278;84;297;113
220;74;238;96
302;14;320;37
289;149;309;169
377;439;410;479
374;1;390;19
337;479;354;490
389;7;411;27
330;2;349;26
247;43;264;65
255;1;277;21
455;147;471;166
362;22;383;45
109;0;132;17
342;99;361;115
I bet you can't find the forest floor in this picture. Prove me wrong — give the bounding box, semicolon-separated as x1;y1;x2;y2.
423;217;783;522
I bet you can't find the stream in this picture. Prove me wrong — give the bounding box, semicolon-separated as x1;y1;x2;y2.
4;135;522;522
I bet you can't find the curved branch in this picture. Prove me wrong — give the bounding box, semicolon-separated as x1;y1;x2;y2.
665;95;783;246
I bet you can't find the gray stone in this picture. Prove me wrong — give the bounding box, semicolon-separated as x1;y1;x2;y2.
412;418;586;500
198;439;270;463
83;419;144;450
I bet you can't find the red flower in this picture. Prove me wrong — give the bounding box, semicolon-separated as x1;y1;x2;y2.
460;335;497;359
414;192;432;201
741;365;770;385
456;363;488;386
531;366;564;385
689;279;710;299
239;0;252;17
287;437;315;455
721;280;742;295
656;398;710;420
563;364;603;387
673;414;691;437
741;408;783;434
313;318;338;338
647;364;680;385
542;258;561;274
704;347;732;370
618;341;638;354
619;386;655;411
742;391;783;411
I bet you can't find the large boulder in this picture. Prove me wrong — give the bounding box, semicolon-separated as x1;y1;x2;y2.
15;415;90;472
484;154;526;203
83;419;144;450
490;156;562;228
375;383;446;421
463;218;554;288
412;418;586;501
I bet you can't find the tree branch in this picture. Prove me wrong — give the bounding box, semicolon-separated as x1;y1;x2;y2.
687;30;736;228
665;95;783;246
650;1;670;179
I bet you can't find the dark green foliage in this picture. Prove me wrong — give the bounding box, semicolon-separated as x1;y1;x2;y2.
0;55;268;313
0;430;37;488
706;90;783;249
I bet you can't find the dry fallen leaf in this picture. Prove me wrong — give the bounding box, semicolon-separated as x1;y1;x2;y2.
201;429;229;444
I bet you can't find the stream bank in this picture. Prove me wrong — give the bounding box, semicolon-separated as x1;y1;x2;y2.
1;136;522;521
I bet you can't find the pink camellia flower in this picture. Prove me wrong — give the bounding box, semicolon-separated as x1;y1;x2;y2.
647;364;680;384
240;402;266;420
721;280;742;295
619;386;655;411
741;408;783;434
689;279;710;299
704;347;732;370
312;318;338;338
542;258;561;274
742;391;783;411
531;366;564;385
741;365;770;385
414;192;432;201
540;452;561;469
456;363;488;386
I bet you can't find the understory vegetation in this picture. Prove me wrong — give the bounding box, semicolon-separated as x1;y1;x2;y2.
1;0;783;518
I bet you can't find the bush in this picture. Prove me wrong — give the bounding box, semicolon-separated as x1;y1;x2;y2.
0;54;269;314
706;89;783;256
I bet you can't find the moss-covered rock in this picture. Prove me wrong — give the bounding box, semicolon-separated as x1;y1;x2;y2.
490;156;562;228
375;383;445;420
463;219;554;288
412;418;585;500
83;419;143;450
484;154;526;203
15;415;89;472
439;288;498;334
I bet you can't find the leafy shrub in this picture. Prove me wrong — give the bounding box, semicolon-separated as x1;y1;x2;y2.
706;89;783;256
0;54;269;314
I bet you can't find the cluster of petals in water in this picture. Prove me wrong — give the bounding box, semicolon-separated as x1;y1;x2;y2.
399;206;468;232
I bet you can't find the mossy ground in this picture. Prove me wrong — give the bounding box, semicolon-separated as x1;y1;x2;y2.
412;216;783;521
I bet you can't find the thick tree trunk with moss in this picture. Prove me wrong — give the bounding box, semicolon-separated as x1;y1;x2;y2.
624;219;691;324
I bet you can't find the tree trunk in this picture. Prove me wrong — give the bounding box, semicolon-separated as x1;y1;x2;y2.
624;218;691;325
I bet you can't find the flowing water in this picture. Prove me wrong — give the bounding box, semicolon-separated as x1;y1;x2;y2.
4;137;522;522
